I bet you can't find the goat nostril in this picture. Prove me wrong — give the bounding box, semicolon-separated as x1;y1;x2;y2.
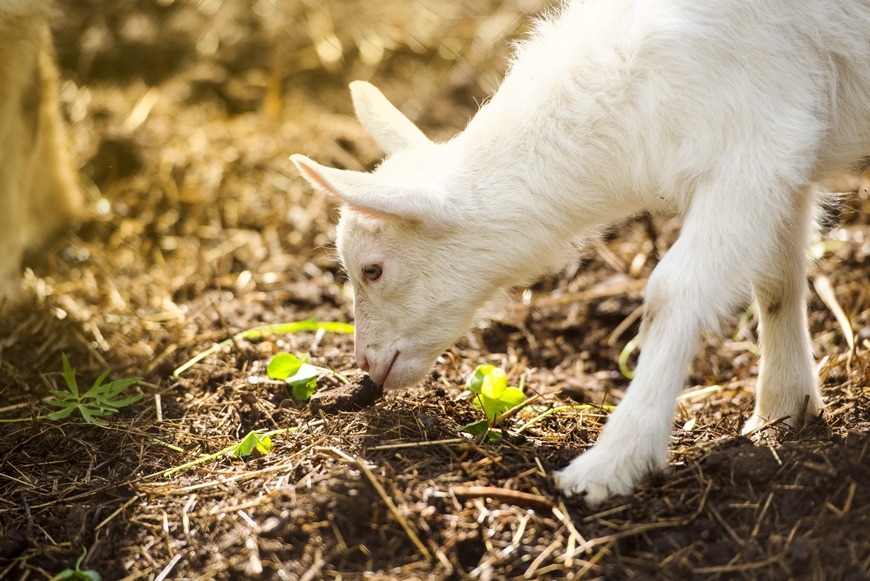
357;353;370;372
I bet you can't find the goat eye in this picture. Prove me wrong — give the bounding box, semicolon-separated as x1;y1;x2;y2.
361;264;383;281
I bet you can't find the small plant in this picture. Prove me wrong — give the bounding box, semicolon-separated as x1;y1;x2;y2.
45;355;143;426
230;431;273;458
0;355;142;426
459;365;526;440
161;427;300;477
465;365;525;418
267;352;348;401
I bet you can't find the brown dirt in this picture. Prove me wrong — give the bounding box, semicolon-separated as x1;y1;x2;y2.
310;374;384;415
1;1;868;579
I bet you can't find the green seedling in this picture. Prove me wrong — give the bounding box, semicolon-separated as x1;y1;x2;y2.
51;546;101;581
161;426;306;477
173;319;354;377
267;352;348;401
230;430;272;458
458;365;527;441
0;355;142;426
465;365;526;419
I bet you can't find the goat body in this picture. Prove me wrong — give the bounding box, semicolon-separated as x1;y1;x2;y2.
293;0;870;504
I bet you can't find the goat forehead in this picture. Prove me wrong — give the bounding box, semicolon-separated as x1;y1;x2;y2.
338;216;398;266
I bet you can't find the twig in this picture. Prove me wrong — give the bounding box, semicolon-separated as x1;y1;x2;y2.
694;554;784;574
493;394;541;424
451;486;555;511
607;304;644;346
743;415;791;439
95;495;141;531
524;538;562;578
574;537;615;578
552;501;588;555
531;279;645;308
751;492;774;538
368;438;466;451
155;553;184;581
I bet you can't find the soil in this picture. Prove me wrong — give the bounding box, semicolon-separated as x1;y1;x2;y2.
1;1;868;579
309;374;384;415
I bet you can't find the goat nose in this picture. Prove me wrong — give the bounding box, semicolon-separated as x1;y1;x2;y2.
357;351;370;372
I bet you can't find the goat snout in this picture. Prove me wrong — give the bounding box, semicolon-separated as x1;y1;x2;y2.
356;349;370;372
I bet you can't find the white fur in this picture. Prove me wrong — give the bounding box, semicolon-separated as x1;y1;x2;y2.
0;0;82;304
293;0;870;505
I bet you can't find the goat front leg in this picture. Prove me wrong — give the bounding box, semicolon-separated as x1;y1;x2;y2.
554;261;704;505
555;187;777;505
744;192;822;434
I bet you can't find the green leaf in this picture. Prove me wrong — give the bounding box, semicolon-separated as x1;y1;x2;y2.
40;357;142;426
457;420;503;441
77;406;107;427
231;431;273;458
267;352;306;380
465;365;496;394
82;369;111;397
61;354;79;397
290;376;318;401
465;365;526;420
458;419;489;435
45;391;76;407
44;406;77;421
103;392;144;409
268;353;320;401
52;569;101;581
476;384;525;419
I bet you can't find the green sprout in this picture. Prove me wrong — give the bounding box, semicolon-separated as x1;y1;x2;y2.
230;431;273;458
161;427;304;477
465;365;526;419
0;355;142;426
267;352;349;401
458;365;527;441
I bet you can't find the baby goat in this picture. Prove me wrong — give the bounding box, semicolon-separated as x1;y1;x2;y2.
293;0;870;504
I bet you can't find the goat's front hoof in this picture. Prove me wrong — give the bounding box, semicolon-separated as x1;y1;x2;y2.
554;444;651;507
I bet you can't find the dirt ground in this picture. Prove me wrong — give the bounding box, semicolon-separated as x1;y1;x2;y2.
1;1;868;579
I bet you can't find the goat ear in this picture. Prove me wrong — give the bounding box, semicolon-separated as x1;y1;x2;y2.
290;154;452;224
349;81;432;154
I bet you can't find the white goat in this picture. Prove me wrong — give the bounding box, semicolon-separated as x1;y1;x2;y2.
0;0;82;305
292;0;870;505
